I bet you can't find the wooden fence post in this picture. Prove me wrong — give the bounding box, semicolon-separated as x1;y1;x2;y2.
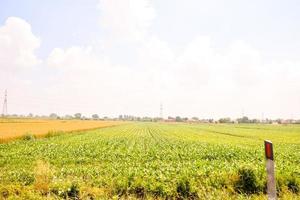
264;140;276;200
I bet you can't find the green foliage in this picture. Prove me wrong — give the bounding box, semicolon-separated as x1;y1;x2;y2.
176;177;198;199
287;177;299;193
234;167;260;194
0;123;300;199
22;133;36;141
277;173;300;194
45;130;62;138
219;117;232;123
67;184;80;199
50;182;80;199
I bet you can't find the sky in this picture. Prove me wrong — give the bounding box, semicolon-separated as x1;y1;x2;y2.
0;0;300;119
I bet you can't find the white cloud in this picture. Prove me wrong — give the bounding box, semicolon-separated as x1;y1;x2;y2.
226;40;262;86
47;46;108;70
98;0;156;42
178;36;214;65
0;17;41;72
0;17;42;115
46;45;161;116
138;36;174;66
31;21;300;118
2;3;299;119
176;36;216;86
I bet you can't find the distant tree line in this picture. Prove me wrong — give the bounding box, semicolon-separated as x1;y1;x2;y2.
1;113;300;124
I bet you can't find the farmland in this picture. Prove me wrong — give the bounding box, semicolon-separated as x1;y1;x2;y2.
0;122;299;199
0;119;122;142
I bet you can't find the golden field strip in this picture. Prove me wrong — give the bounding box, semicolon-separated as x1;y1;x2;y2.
0;118;122;142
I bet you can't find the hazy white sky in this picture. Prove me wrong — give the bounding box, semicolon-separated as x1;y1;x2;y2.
0;0;300;119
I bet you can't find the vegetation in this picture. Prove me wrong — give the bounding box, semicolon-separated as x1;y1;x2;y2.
0;119;122;142
0;122;299;199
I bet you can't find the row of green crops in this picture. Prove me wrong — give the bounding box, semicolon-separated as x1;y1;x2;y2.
0;122;299;199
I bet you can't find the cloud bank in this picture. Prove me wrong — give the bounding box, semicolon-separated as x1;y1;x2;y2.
0;17;41;72
1;0;300;119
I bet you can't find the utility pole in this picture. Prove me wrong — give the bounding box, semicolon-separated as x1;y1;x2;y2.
264;140;276;200
160;103;163;119
2;90;8;117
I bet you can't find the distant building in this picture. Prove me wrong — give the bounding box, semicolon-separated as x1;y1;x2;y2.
165;117;176;122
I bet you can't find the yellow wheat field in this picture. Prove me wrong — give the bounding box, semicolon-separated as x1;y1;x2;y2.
0;119;122;142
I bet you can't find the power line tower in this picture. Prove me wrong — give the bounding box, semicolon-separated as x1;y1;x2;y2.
160;103;163;119
2;90;8;117
261;112;265;123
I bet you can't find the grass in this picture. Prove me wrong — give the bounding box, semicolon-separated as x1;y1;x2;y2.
0;122;299;199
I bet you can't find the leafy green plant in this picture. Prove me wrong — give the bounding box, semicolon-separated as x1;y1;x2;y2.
234;167;260;194
22;133;36;141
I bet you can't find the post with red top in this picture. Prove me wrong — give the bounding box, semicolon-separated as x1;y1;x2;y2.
264;140;276;200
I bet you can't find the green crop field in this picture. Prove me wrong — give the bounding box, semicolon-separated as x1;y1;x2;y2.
0;122;299;199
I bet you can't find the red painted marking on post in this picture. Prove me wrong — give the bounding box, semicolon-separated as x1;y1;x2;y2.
264;140;274;160
266;143;272;158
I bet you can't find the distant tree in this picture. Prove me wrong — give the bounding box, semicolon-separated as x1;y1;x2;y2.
142;117;152;122
28;113;33;118
219;118;231;123
92;114;99;119
64;115;73;119
153;117;162;122
49;113;58;119
175;116;182;122
74;113;82;119
82;116;88;120
192;117;199;121
237;116;249;123
251;119;260;123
